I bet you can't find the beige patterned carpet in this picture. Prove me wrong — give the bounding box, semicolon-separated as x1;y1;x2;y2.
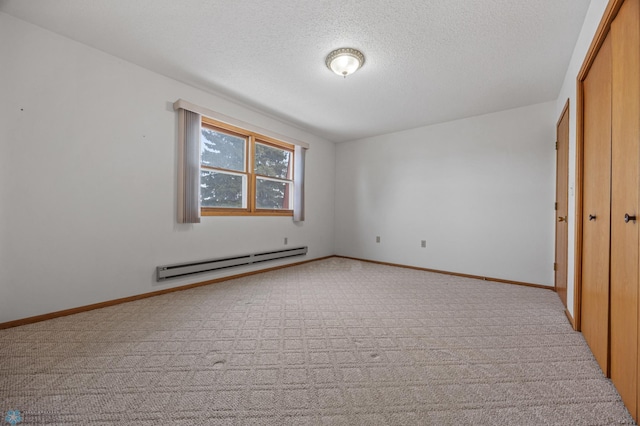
0;257;635;425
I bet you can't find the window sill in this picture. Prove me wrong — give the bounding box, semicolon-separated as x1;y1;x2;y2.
201;209;293;217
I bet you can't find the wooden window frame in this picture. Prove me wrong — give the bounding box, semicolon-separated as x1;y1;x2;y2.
201;116;295;217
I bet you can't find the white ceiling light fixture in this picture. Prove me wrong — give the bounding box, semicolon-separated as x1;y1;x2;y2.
325;48;365;77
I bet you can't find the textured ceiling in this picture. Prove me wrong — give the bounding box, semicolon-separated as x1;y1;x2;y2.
0;0;591;142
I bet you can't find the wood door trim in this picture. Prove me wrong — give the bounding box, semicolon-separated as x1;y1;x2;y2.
578;0;625;82
557;97;570;129
575;80;585;331
565;308;576;328
574;0;625;332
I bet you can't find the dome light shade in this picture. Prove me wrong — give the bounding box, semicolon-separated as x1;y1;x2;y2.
326;48;365;77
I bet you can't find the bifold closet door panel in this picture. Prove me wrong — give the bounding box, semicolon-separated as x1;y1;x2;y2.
610;0;640;418
581;33;612;376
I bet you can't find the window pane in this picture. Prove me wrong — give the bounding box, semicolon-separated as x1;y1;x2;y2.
201;128;245;172
200;170;246;208
256;178;291;210
255;143;291;179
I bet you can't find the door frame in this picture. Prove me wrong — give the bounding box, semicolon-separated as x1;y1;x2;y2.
574;0;626;331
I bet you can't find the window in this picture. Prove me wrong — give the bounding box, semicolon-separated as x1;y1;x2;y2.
200;117;294;216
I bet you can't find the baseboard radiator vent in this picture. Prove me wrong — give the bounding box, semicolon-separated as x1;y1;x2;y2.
156;246;308;281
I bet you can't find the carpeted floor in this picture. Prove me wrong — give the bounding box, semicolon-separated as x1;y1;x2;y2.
0;257;635;425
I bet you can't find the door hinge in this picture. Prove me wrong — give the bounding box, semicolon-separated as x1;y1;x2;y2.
555;202;558;211
554;262;558;271
555;141;558;150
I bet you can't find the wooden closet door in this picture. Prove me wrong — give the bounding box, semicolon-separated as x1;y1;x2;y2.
610;0;640;417
555;102;569;307
581;33;612;376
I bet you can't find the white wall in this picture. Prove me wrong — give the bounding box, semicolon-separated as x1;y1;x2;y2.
335;102;557;286
555;0;609;317
0;59;7;308
0;13;336;323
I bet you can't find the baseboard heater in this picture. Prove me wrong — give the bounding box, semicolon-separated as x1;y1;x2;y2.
156;246;308;281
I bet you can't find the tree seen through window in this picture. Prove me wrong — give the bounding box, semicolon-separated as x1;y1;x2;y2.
199;121;294;213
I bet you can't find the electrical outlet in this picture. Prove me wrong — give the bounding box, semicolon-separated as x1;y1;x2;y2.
421;240;426;248
376;236;381;243
284;237;288;245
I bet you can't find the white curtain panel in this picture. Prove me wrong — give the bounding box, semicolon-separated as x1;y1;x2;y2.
177;108;201;224
293;145;306;222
